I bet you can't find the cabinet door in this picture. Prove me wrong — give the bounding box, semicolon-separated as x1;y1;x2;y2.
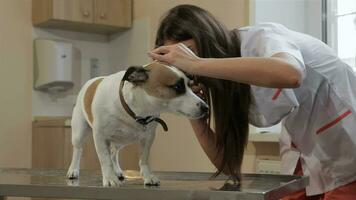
94;0;132;28
32;126;66;169
52;0;94;23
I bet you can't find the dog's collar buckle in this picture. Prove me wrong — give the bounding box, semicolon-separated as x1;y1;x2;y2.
135;116;155;125
135;116;168;131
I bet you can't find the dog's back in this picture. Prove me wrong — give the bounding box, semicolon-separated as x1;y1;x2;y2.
75;76;105;128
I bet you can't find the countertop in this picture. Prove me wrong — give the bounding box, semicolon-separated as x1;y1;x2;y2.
0;168;308;200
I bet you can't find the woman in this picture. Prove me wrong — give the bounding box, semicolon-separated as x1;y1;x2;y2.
148;4;356;199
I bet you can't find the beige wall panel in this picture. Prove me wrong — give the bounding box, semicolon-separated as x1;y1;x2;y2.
150;114;215;172
0;0;32;169
144;0;249;47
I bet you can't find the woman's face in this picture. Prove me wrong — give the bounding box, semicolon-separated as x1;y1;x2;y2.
164;39;198;55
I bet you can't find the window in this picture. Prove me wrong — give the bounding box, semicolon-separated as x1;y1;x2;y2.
327;0;356;69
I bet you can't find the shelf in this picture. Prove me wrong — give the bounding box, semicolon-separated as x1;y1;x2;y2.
33;116;71;127
248;132;280;142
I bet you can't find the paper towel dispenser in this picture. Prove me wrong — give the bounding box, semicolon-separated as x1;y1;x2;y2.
34;39;74;93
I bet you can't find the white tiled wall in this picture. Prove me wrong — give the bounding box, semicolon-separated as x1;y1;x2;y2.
32;19;151;117
252;0;322;39
32;28;110;116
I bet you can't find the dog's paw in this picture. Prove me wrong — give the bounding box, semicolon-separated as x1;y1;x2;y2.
118;174;125;181
103;177;123;187
114;169;125;181
66;169;79;179
66;178;80;186
144;175;160;186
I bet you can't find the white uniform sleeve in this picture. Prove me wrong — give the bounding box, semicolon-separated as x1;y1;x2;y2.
241;23;306;78
240;23;303;127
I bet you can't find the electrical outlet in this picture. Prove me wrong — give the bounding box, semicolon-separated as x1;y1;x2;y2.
90;58;100;78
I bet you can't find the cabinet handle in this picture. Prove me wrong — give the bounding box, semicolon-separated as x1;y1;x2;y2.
83;11;90;17
100;13;107;19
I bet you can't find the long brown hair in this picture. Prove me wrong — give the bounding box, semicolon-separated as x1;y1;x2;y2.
155;4;251;182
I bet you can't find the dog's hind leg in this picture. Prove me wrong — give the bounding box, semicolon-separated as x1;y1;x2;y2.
139;128;160;186
66;105;91;179
110;144;124;181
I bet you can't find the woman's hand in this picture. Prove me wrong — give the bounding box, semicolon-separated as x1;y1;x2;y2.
148;43;201;74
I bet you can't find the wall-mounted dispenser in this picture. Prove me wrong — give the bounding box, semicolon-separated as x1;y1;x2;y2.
34;39;74;93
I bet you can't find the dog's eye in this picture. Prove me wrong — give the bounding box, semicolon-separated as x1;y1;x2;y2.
169;78;186;94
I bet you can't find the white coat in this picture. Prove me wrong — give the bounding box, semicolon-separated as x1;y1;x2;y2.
238;23;356;195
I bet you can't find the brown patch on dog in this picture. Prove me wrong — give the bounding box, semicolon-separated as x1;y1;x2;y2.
143;62;182;99
84;78;104;125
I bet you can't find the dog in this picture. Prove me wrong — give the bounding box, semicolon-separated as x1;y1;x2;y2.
66;62;209;187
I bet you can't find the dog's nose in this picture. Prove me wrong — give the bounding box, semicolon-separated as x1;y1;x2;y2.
198;102;209;113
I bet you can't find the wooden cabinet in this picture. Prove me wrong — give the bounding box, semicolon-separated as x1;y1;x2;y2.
32;117;139;170
32;0;132;34
51;0;94;24
94;0;132;27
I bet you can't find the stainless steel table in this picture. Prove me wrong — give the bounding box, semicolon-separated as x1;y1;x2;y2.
0;168;308;200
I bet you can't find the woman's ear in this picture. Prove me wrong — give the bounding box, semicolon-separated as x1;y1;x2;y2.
123;66;149;84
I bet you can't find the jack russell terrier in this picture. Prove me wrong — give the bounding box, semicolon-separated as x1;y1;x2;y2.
66;62;209;187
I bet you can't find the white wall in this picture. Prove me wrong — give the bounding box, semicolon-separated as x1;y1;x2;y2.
253;0;306;32
305;0;322;39
251;0;322;39
32;29;113;116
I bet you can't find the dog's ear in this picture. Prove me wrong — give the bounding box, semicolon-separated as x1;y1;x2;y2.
123;66;149;85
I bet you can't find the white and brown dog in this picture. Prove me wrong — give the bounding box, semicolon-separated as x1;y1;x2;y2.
66;62;208;187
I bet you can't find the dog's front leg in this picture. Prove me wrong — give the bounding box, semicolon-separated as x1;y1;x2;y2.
139;130;160;186
110;144;124;181
93;132;122;187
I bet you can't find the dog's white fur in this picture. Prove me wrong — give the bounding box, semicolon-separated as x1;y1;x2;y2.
66;64;207;186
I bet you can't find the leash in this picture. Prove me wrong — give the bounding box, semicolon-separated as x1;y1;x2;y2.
118;74;168;132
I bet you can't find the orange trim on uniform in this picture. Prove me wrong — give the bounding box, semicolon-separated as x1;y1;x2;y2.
316;109;352;135
291;142;298;149
272;89;282;100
